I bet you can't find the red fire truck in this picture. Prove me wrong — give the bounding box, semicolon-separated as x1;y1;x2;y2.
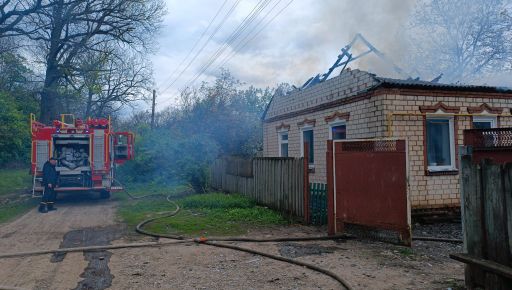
30;114;134;198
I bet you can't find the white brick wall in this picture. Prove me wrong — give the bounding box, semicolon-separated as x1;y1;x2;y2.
264;95;387;183
265;69;380;120
263;73;512;210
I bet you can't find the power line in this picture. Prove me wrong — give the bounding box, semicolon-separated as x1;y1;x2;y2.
158;0;295;109
216;0;286;70
157;0;228;92
159;0;243;96
159;0;270;108
184;0;274;88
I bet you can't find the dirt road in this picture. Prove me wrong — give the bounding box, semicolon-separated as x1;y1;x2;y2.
0;194;464;290
0;193;117;290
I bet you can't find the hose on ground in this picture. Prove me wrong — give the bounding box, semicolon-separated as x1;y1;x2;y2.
125;186;353;289
199;240;353;290
412;236;463;244
128;185;464;289
0;240;192;259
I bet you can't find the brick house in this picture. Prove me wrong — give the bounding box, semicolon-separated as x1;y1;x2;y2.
262;69;512;210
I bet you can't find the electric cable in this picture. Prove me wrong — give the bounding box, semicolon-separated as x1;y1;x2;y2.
157;0;229;93
159;0;243;96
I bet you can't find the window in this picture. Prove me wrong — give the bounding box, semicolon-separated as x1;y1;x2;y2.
426;117;456;171
278;132;288;157
301;129;314;164
473;116;497;129
329;121;346;140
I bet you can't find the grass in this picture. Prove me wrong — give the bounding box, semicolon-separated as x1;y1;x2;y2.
0;168;36;224
398;247;414;256
0;198;39;224
117;188;288;237
0;168;31;196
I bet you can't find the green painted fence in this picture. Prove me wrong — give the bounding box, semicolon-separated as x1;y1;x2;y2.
309;183;327;225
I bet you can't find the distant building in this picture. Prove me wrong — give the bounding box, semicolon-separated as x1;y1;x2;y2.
262;69;512;210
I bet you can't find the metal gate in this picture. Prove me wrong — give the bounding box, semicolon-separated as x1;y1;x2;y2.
326;139;411;245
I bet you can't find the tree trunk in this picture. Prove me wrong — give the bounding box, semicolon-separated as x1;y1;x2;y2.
40;65;60;124
39;0;64;124
85;87;94;119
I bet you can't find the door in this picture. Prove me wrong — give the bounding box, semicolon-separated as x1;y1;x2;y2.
114;132;134;164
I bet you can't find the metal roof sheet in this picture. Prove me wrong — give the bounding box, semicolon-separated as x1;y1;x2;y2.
375;77;512;93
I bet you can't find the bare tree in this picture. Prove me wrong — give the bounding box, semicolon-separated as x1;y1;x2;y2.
0;0;54;37
82;50;153;117
409;0;512;82
14;0;164;123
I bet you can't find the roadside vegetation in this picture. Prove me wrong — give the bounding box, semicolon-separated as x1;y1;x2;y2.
0;168;31;196
117;185;288;237
0;168;38;224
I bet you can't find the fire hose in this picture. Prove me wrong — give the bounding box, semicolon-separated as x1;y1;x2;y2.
128;189;354;290
0;186;463;290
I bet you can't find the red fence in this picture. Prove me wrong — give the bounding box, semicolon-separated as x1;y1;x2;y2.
464;128;512;164
327;139;411;245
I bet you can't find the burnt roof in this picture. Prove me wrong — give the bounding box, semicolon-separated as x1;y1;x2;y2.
375;77;512;93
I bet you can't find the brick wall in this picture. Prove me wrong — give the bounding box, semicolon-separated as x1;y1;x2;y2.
263;70;512;210
386;94;512;209
264;95;387;183
265;69;380;120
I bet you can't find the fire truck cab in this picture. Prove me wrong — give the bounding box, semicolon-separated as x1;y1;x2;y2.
30;114;134;198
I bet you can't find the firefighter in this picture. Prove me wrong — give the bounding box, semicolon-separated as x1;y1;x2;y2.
39;157;59;213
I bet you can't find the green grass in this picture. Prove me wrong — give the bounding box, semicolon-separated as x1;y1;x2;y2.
0;168;31;196
117;190;288;237
0;168;36;224
398;247;414;256
180;192;255;209
0;198;39;224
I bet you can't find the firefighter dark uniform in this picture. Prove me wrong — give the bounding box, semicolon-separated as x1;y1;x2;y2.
40;158;58;213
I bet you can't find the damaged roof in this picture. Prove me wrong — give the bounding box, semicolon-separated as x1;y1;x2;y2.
262;69;512;121
375;77;512;94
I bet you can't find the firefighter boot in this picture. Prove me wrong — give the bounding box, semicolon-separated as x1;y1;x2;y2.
47;203;57;211
38;203;48;213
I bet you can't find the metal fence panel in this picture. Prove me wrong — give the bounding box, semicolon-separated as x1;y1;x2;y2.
330;139;411;245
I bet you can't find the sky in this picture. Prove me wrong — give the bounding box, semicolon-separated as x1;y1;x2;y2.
151;0;417;110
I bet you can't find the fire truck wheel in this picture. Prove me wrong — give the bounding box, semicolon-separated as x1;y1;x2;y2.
100;190;111;199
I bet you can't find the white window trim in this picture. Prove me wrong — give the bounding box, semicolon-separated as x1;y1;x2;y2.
328;118;347;140
426;115;456;172
473;115;497;128
278;130;289;157
300;125;314;167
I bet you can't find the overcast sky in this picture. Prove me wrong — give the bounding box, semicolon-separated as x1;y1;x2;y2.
151;0;416;110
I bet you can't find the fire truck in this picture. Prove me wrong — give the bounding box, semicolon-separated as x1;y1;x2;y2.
30;114;134;198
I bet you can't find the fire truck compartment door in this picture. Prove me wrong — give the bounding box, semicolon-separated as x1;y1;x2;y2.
114;132;134;162
93;129;105;170
36;140;50;171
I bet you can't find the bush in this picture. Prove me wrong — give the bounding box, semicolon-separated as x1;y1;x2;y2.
0;94;31;166
117;128;219;192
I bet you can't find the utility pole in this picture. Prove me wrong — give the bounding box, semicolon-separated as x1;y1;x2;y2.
151;89;156;130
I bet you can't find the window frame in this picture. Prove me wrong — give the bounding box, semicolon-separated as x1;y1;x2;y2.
300;125;314;166
472;115;497;129
425;115;456;172
278;130;289;157
328;119;347;140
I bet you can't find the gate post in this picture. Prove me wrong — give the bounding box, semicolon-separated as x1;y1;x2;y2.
303;142;310;224
326;140;336;235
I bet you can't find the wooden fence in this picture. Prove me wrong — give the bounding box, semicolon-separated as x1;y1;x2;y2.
210;157;306;217
451;155;512;289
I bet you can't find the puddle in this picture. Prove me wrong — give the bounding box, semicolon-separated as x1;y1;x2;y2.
51;225;125;290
